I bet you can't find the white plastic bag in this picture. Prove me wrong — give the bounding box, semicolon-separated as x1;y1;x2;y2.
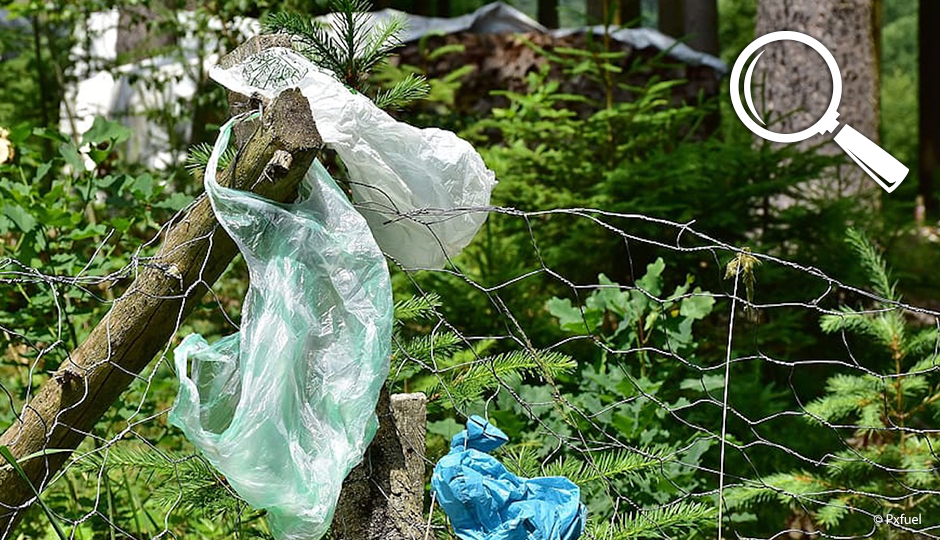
210;47;497;269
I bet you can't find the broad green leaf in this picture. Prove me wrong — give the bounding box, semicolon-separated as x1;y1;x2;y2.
2;204;37;232
680;290;715;320
132;173;154;199
58;142;85;173
82;115;131;147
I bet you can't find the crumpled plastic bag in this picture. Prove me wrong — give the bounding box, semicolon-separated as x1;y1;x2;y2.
209;46;497;270
432;416;587;540
169;114;394;540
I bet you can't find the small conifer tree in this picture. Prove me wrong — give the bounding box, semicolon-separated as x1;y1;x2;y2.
724;229;940;537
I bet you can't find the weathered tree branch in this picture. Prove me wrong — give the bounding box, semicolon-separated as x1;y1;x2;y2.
0;37;322;536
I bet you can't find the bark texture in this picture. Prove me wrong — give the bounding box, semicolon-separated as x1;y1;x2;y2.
0;36;321;537
618;0;641;27
756;0;880;197
538;0;559;28
331;392;428;540
684;0;719;56
920;0;939;213
658;0;686;39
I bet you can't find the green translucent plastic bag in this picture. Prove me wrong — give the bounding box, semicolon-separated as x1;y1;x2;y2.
170;115;394;540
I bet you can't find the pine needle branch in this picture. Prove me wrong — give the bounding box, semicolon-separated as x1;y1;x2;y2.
845;228;898;303
375;73;430;110
263;0;426;109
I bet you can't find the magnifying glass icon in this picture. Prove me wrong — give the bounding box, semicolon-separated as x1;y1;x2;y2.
730;31;909;193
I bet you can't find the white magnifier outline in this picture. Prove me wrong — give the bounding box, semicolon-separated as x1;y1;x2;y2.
730;31;909;193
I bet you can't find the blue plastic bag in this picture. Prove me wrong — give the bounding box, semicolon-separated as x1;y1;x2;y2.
170;114;394;540
432;416;587;540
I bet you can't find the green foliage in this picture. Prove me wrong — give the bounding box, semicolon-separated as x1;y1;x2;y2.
73;444;246;519
390;293;576;410
725;231;940;536
0;446;68;540
186;141;237;173
547;259;716;375
0;118;191;353
504;444;665;486
392;259;720;538
263;0;429;105
0;118;240;539
489;260;719;533
440;349;576;408
879;0;919;225
374;72;432;110
717;0;756;65
0;2;929;539
424;35;856;333
585;501;717;539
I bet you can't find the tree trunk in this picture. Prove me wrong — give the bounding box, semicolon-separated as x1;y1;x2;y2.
116;4;176;62
538;0;559;28
920;0;939;213
658;0;686;39
756;0;881;198
684;0;718;55
413;0;432;17
0;35;321;536
586;0;605;25
619;0;641;27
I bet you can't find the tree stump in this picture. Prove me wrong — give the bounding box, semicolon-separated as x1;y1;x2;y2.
332;391;428;540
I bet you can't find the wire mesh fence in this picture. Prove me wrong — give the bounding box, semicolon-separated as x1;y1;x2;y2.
1;171;939;540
